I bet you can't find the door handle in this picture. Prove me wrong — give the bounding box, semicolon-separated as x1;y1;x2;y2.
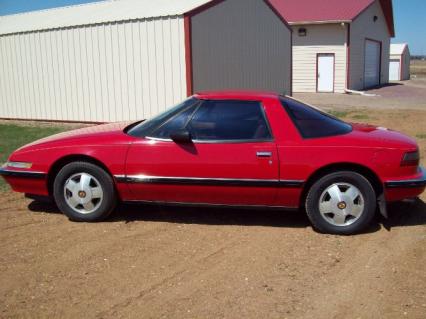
256;151;272;158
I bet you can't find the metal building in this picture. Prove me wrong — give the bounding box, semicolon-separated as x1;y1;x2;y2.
389;43;410;81
0;0;292;123
270;0;395;93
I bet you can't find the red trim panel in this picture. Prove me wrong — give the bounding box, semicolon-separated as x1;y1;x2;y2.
184;15;193;96
346;23;351;89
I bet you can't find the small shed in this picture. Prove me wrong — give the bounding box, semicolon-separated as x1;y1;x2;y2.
389;43;410;81
0;0;292;123
270;0;395;93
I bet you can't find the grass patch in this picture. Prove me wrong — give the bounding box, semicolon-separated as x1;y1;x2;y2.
327;110;349;118
351;114;370;120
416;133;426;139
0;123;68;191
411;60;426;77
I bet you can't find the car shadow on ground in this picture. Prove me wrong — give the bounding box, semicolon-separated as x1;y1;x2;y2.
27;198;426;233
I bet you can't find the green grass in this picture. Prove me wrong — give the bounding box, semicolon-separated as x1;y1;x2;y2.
327;110;349;118
416;133;426;139
350;114;370;120
0;123;68;191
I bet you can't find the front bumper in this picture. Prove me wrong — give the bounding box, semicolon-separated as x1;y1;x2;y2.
0;167;46;179
0;167;48;196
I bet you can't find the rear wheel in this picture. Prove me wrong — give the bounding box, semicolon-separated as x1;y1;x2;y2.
305;171;376;235
53;162;117;222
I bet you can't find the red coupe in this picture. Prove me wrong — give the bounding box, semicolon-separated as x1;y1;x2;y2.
1;92;425;234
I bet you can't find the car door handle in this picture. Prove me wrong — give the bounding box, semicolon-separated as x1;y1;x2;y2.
256;151;272;158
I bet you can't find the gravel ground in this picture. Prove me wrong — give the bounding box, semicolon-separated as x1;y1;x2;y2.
294;78;426;110
1;193;425;319
1;78;426;318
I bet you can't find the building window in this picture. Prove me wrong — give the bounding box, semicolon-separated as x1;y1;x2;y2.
298;28;307;36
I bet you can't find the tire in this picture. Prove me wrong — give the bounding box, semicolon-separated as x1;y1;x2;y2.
53;161;117;222
305;171;376;235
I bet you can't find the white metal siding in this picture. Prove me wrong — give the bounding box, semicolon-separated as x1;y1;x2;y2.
0;17;187;122
191;0;292;95
389;49;411;81
292;24;347;93
0;0;210;35
349;0;390;90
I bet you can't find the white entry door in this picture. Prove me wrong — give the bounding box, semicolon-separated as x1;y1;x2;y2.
317;54;334;92
389;59;400;81
364;40;381;88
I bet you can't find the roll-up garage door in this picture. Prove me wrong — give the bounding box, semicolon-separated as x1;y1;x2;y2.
364;40;381;88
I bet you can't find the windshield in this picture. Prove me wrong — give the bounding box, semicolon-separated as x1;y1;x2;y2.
127;97;199;137
280;96;352;138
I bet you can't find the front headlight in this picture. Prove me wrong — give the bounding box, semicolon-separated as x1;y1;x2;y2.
5;161;33;169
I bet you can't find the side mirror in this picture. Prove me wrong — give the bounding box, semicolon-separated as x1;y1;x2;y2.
170;130;192;143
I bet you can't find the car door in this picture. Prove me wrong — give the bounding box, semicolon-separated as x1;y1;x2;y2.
125;99;279;206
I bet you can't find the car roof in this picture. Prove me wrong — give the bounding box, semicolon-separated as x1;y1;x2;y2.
194;90;282;100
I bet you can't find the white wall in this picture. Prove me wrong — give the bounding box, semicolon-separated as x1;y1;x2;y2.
292;24;347;93
0;16;187;122
350;0;391;90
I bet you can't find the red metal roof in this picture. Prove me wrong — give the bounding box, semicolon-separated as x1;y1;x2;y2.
269;0;394;36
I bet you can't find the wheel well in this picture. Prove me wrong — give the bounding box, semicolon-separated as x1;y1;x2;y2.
47;155;113;196
300;163;383;207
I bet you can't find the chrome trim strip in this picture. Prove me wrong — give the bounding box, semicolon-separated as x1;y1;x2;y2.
385;167;426;189
0;168;46;179
145;136;274;144
123;199;298;210
114;174;304;188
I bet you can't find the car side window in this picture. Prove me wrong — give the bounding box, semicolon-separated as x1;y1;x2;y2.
150;104;198;139
127;97;199;137
188;100;272;141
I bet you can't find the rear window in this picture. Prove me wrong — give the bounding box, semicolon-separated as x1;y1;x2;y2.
280;97;352;138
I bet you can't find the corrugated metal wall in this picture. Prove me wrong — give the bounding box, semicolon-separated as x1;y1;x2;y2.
0;16;187;122
190;0;292;95
350;0;390;90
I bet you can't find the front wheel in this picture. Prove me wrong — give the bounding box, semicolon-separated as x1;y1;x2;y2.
305;171;376;235
53;162;117;222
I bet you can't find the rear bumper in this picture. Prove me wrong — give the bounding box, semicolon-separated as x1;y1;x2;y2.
384;167;426;201
384;167;426;188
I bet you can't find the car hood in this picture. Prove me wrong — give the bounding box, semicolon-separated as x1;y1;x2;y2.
16;121;135;152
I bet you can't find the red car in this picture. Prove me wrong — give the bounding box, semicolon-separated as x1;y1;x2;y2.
1;92;425;234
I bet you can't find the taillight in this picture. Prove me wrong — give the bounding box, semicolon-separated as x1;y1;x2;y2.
401;151;419;167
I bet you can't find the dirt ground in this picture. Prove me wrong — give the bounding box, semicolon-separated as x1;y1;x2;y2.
1;80;426;318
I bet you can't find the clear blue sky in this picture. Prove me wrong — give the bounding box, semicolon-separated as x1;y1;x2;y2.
0;0;425;55
391;0;426;55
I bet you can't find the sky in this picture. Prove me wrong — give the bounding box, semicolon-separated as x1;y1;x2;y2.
0;0;425;55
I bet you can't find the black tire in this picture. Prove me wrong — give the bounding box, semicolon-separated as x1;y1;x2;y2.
53;161;117;222
305;171;376;235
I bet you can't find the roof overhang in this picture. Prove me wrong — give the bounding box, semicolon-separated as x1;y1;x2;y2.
289;20;351;26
